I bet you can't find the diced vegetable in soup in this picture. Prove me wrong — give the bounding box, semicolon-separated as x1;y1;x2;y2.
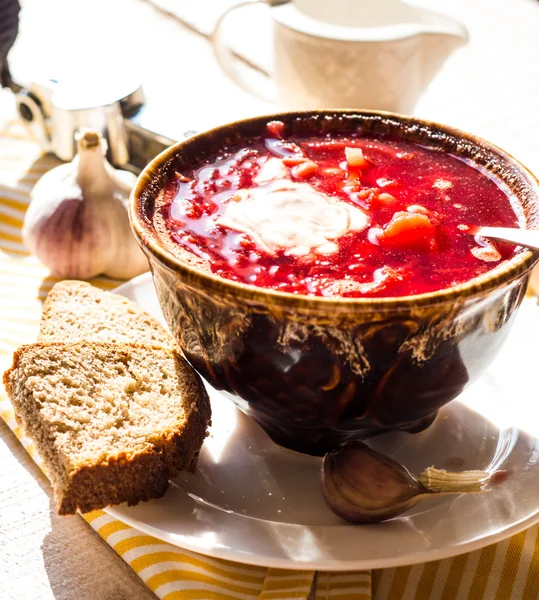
157;121;521;298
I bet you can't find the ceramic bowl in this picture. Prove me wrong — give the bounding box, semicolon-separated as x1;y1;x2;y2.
130;110;539;455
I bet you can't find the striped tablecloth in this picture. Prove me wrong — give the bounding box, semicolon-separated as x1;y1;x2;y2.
1;117;538;600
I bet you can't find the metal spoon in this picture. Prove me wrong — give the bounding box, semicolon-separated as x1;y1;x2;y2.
468;226;539;251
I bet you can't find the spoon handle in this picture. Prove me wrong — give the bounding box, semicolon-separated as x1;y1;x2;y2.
472;226;539;252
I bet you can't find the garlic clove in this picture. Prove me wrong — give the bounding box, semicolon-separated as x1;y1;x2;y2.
321;441;492;524
103;197;149;279
321;442;425;523
23;182;109;280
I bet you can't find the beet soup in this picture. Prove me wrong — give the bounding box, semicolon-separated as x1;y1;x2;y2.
135;113;538;453
155;120;521;299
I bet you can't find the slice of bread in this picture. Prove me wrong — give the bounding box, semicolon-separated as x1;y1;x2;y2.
3;341;211;515
39;280;171;346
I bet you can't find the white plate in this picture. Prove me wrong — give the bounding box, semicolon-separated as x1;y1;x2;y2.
106;273;539;571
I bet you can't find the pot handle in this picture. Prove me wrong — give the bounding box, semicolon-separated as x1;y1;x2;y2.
212;0;285;102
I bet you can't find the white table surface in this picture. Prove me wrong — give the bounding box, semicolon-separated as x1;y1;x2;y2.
2;0;539;598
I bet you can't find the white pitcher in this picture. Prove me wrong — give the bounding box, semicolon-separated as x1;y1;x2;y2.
212;0;468;113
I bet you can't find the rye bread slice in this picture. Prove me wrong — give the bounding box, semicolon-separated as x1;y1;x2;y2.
39;280;171;346
3;341;211;515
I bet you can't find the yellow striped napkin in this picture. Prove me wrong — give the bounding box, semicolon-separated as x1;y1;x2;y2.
1;115;539;600
0;399;370;600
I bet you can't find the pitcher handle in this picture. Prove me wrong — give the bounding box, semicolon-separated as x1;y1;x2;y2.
212;0;286;102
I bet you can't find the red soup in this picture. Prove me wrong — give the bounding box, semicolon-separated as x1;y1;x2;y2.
158;121;521;298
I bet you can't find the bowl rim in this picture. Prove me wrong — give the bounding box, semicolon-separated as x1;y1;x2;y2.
130;109;539;310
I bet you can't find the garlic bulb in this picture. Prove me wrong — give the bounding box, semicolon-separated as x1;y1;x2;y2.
23;129;148;279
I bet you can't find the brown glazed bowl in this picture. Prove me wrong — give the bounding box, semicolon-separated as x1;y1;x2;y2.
130;110;539;456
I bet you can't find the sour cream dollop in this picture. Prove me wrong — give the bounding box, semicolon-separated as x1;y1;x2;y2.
218;179;370;257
